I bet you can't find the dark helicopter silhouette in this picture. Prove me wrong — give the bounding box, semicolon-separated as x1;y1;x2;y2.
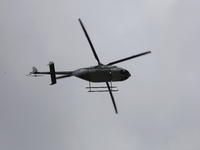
27;19;151;114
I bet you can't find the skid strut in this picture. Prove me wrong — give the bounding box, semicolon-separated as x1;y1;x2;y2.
86;82;119;92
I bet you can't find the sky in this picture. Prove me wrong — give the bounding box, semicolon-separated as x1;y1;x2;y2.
0;0;200;150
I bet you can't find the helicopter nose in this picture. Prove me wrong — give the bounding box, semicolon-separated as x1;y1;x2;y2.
120;69;131;80
128;71;131;77
126;70;131;77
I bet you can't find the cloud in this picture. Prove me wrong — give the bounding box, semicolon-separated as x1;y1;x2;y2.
1;0;200;150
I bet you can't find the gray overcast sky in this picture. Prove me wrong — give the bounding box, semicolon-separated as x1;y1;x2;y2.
1;0;200;150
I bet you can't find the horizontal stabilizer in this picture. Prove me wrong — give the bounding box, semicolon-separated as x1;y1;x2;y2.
48;61;56;85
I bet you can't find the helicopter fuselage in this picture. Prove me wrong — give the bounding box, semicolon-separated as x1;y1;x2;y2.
74;65;131;82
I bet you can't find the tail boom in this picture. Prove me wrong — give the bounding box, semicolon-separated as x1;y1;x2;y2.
28;61;73;85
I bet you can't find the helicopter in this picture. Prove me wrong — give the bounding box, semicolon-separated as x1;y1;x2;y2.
27;18;151;114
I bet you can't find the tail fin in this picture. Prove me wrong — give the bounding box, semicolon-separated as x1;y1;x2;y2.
27;66;38;76
48;61;56;85
32;67;38;73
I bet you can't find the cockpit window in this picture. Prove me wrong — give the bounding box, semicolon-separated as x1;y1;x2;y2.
120;70;125;74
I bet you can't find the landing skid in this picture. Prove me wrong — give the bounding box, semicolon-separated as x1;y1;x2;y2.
86;82;119;92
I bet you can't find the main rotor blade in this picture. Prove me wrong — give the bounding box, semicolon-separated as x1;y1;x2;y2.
107;51;151;66
78;18;101;65
106;82;118;114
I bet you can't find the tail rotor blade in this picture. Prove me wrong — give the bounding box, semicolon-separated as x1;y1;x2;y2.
78;18;101;65
107;51;151;66
106;82;118;114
